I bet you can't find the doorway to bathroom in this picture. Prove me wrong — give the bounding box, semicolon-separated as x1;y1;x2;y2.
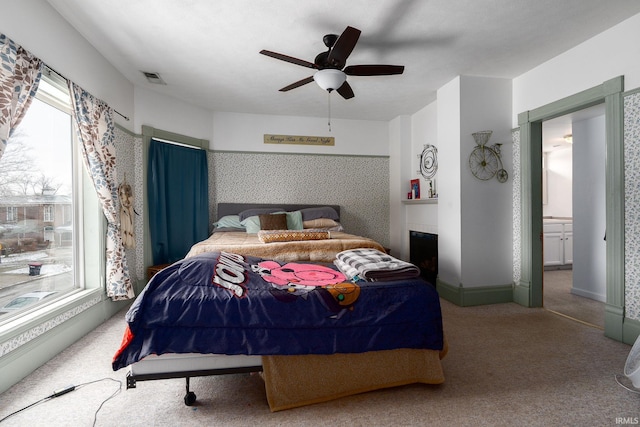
515;76;625;341
541;105;606;328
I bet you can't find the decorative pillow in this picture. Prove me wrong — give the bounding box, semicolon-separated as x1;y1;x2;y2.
238;207;284;222
298;206;339;221
284;210;304;231
242;211;304;233
258;229;330;243
303;218;343;231
259;213;288;230
213;215;244;229
241;216;263;233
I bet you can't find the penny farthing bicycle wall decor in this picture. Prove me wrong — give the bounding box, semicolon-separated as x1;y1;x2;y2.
468;130;508;183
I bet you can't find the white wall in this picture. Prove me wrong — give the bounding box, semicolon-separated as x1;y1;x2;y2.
0;0;134;131
134;85;391;158
513;13;640;126
134;86;212;139
459;76;513;287
212;112;389;156
398;102;439;260
410;101;439;199
411;101;438;187
404;75;514;289
436;77;462;285
389;115;412;257
572;115;606;301
544;149;573;217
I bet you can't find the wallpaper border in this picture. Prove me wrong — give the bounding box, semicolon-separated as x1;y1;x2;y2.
211;149;389;159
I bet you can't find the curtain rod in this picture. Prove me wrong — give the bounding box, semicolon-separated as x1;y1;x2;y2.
44;65;130;122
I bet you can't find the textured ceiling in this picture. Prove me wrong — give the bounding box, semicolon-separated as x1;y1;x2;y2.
46;0;640;121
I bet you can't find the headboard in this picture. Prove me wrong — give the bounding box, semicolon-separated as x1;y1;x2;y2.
217;203;341;221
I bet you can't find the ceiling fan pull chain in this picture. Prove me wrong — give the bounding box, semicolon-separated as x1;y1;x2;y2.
328;91;332;132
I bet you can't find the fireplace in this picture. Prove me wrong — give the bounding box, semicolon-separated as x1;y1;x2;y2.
410;231;438;285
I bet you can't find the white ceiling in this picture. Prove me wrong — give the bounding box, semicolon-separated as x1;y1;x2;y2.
45;0;640;122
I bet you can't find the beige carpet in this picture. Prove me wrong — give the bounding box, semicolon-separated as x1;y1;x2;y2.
0;299;637;426
543;269;605;329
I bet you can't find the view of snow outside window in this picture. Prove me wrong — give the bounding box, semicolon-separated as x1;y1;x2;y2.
0;85;77;320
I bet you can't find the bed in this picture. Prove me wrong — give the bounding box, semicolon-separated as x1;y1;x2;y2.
185;203;387;263
114;204;446;411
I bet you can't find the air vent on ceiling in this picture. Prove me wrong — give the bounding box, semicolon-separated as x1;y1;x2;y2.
141;71;166;85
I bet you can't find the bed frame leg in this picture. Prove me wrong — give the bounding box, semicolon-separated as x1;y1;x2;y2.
184;377;197;406
126;372;136;389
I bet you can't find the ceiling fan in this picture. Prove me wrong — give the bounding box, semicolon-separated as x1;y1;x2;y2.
260;26;404;99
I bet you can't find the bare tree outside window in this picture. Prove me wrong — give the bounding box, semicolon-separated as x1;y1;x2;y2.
0;130;37;196
0;87;76;320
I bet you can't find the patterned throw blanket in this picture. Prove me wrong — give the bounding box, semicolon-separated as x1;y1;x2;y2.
335;248;420;281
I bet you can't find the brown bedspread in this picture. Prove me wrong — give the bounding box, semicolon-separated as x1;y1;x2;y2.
185;231;386;263
262;343;448;411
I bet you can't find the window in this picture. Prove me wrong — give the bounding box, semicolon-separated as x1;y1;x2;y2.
5;207;17;222
43;205;54;222
0;69;85;321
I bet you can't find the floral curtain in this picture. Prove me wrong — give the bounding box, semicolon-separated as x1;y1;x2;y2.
0;33;43;161
69;82;134;300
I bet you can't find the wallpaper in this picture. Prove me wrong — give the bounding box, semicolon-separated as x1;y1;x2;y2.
115;144;391;285
512;128;521;285
624;91;640;320
113;130;144;283
209;151;390;247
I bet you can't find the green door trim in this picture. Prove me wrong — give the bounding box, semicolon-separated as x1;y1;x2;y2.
515;76;625;341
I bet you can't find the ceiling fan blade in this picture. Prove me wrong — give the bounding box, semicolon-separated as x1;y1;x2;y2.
260;50;317;69
344;64;405;76
327;26;361;68
336;81;355;99
279;76;315;92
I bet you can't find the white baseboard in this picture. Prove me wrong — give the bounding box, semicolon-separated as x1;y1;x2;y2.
570;286;606;302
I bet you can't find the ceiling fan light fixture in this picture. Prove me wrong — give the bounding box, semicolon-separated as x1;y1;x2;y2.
313;69;346;92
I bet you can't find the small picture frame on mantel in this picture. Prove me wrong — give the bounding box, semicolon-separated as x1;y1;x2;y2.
410;179;420;199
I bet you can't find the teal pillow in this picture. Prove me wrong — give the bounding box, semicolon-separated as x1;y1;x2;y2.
213;215;244;229
284;210;303;231
241;215;262;233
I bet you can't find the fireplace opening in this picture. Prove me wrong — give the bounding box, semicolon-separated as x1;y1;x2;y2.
410;231;438;285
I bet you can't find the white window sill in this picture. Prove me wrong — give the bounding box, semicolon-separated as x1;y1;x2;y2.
0;288;104;357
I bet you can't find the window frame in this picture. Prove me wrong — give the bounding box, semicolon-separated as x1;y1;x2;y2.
43;205;54;222
6;207;17;222
0;68;105;332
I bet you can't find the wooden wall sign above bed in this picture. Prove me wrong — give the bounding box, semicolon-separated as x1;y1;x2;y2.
264;134;334;146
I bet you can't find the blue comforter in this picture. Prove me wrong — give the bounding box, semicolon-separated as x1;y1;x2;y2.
113;252;443;370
